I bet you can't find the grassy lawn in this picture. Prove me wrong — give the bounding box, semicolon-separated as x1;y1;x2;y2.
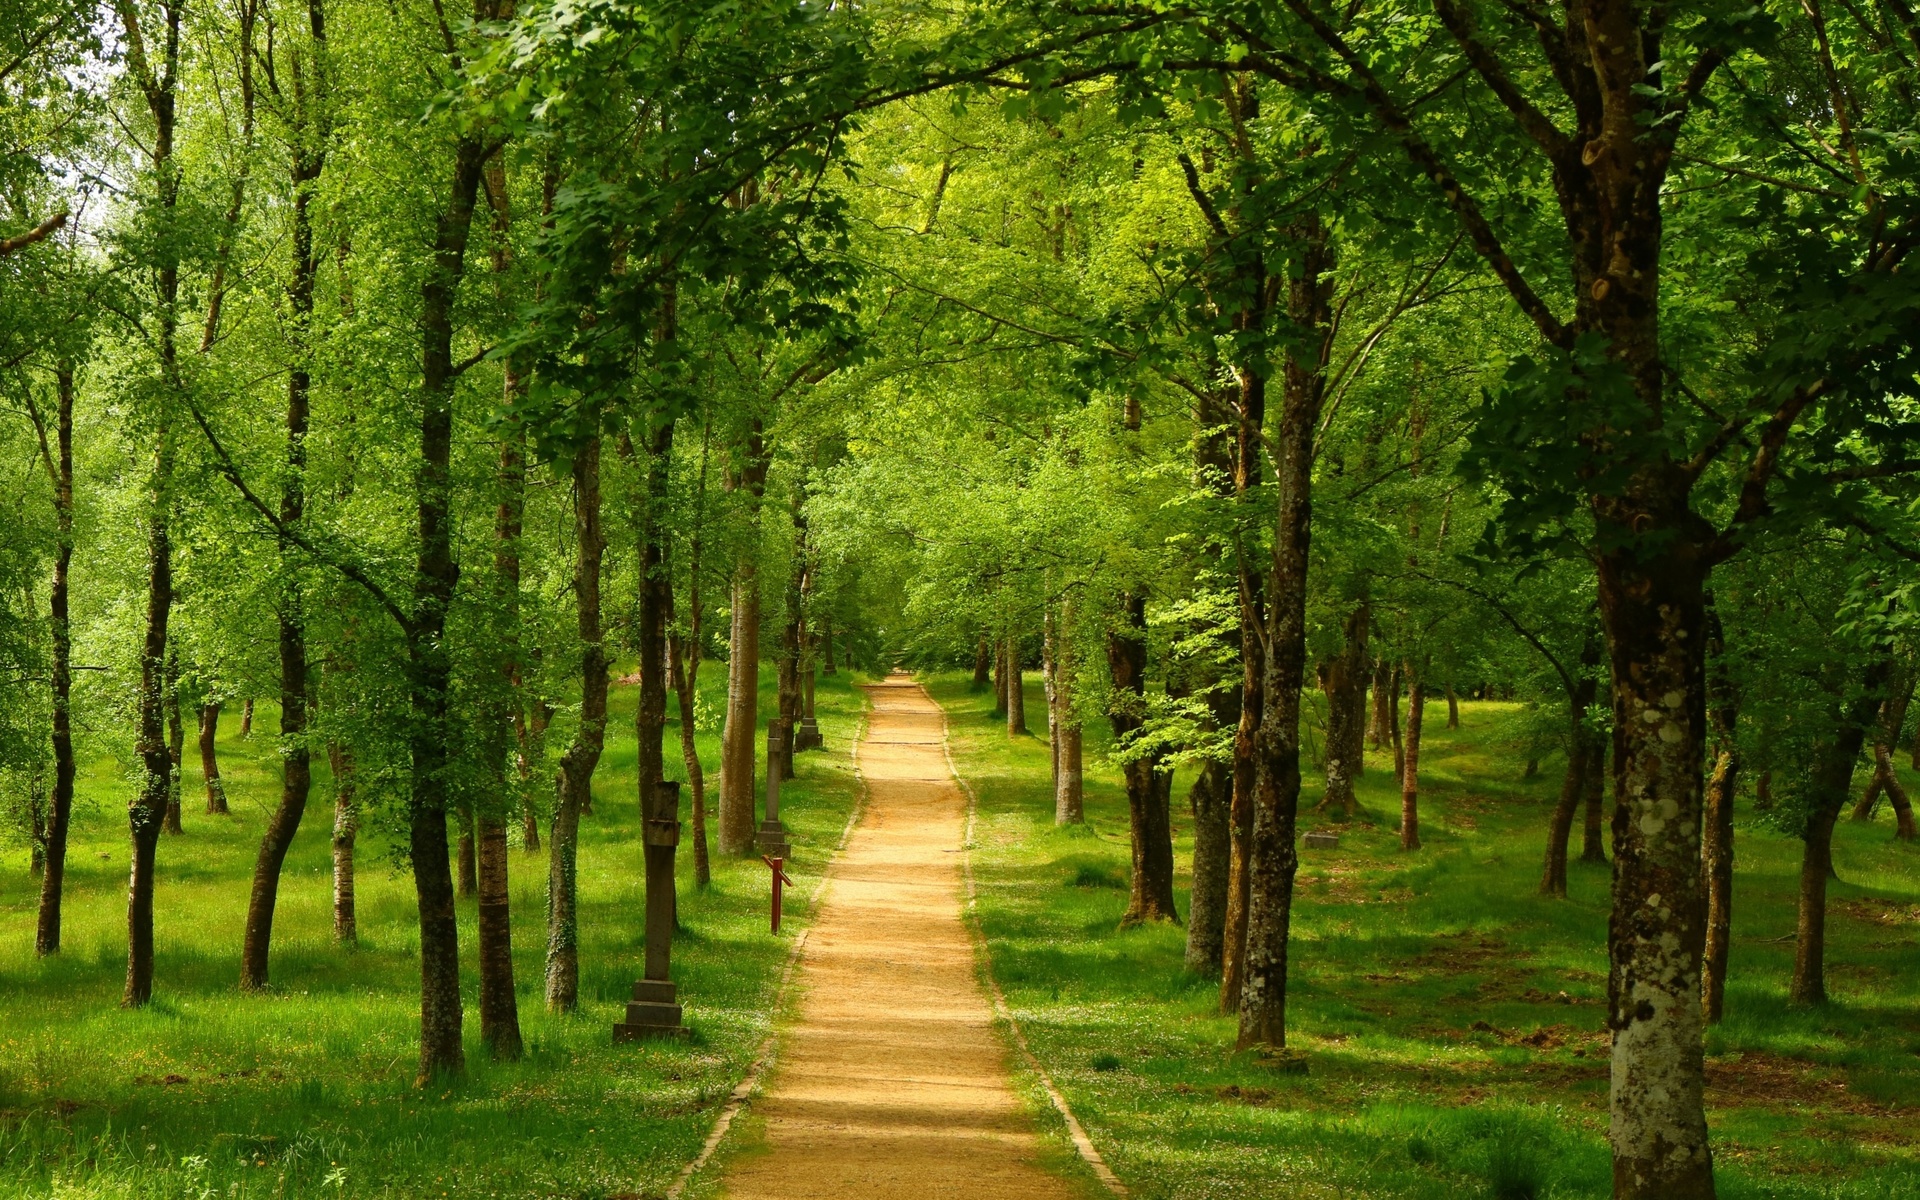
0;665;868;1199
936;672;1920;1200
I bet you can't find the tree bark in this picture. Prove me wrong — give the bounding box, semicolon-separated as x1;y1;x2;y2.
124;0;183;1008
719;420;768;855
1043;603;1060;794
1543;635;1603;897
329;741;356;944
1236;217;1329;1049
1853;668;1914;836
973;636;991;689
1789;660;1887;1007
1219;354;1268;1017
1318;598;1369;821
1400;666;1426;851
672;420;713;888
1108;591;1178;924
1185;758;1232;973
407;120;491;1081
198;703;227;812
546;437;607;1013
1701;604;1738;1025
1006;635;1027;736
992;630;1008;716
164;650;185;835
34;364;76;956
1053;599;1083;824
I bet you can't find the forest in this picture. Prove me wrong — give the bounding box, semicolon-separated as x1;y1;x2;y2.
1;0;1917;1197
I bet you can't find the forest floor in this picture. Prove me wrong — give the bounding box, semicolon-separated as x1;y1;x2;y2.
937;674;1920;1200
0;666;870;1199
702;676;1085;1200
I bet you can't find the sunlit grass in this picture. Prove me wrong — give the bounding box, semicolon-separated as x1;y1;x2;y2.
0;666;868;1198
938;674;1920;1200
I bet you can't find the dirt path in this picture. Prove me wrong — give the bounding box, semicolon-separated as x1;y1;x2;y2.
716;676;1082;1200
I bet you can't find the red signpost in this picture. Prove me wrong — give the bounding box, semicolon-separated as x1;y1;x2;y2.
762;854;793;933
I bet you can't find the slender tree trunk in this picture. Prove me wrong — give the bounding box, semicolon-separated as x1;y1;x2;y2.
1044;603;1060;794
1236;217;1329;1050
1446;684;1460;729
992;631;1008;716
719;421;768;855
517;692;547;852
1400;667;1426;851
242;698;253;738
1185;758;1232;973
406;120;492;1082
198;703;226;812
163;652;184;835
1368;658;1394;750
546;437;607;1013
1006;635;1027;736
476;263;526;1057
1220;361;1268;1016
1543;636;1602;897
636;416;675;817
774;487;803;781
329;741;356;944
822;614;836;675
454;807;476;899
973;636;991;689
1053;599;1084;824
1108;591;1178;924
124;0;183;1004
1581;736;1609;863
672;421;712;888
34;364;76;956
1700;605;1738;1023
1389;664;1405;783
1789;660;1887;1007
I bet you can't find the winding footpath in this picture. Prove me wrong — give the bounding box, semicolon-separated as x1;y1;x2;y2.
716;676;1081;1200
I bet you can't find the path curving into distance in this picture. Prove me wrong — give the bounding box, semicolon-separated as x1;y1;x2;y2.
716;675;1081;1200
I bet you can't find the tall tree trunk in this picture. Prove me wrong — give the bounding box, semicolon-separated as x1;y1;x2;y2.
1543;636;1603;897
546;437;607;1013
1789;660;1887;1007
973;636;991;689
198;703;227;813
1053;599;1083;824
1581;736;1609;863
774;485;803;780
636;416;676;823
1852;668;1913;833
1219;359;1268;1016
239;55;325;986
329;741;356;944
1043;603;1060;793
1185;758;1232;973
992;630;1008;716
1006;635;1027;736
34;364;76;956
718;420;768;855
672;420;713;889
1701;604;1738;1024
163;650;184;835
124;0;184;1008
1236;215;1329;1050
476;232;526;1057
821;614;836;675
1318;598;1369;821
406;116;491;1081
1446;684;1460;729
1388;663;1405;783
1108;591;1177;924
1400;666;1426;851
1368;657;1394;749
517;690;548;852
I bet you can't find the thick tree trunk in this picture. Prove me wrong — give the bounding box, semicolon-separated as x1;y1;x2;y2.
1400;668;1426;851
1006;636;1027;736
198;703;226;813
1236;218;1329;1049
546;438;607;1013
1318;598;1369;820
1185;759;1232;973
35;365;77;957
1109;591;1178;925
718;421;768;855
329;741;356;944
1596;521;1718;1199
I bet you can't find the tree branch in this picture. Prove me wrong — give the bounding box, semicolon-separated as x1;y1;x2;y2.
0;211;67;257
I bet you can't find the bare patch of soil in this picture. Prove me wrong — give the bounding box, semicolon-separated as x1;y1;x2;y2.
1706;1051;1898;1116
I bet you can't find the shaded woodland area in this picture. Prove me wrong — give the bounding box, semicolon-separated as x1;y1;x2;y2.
1;1;1918;1197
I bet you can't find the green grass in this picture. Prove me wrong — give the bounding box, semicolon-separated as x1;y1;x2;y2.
0;665;868;1199
937;673;1920;1200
